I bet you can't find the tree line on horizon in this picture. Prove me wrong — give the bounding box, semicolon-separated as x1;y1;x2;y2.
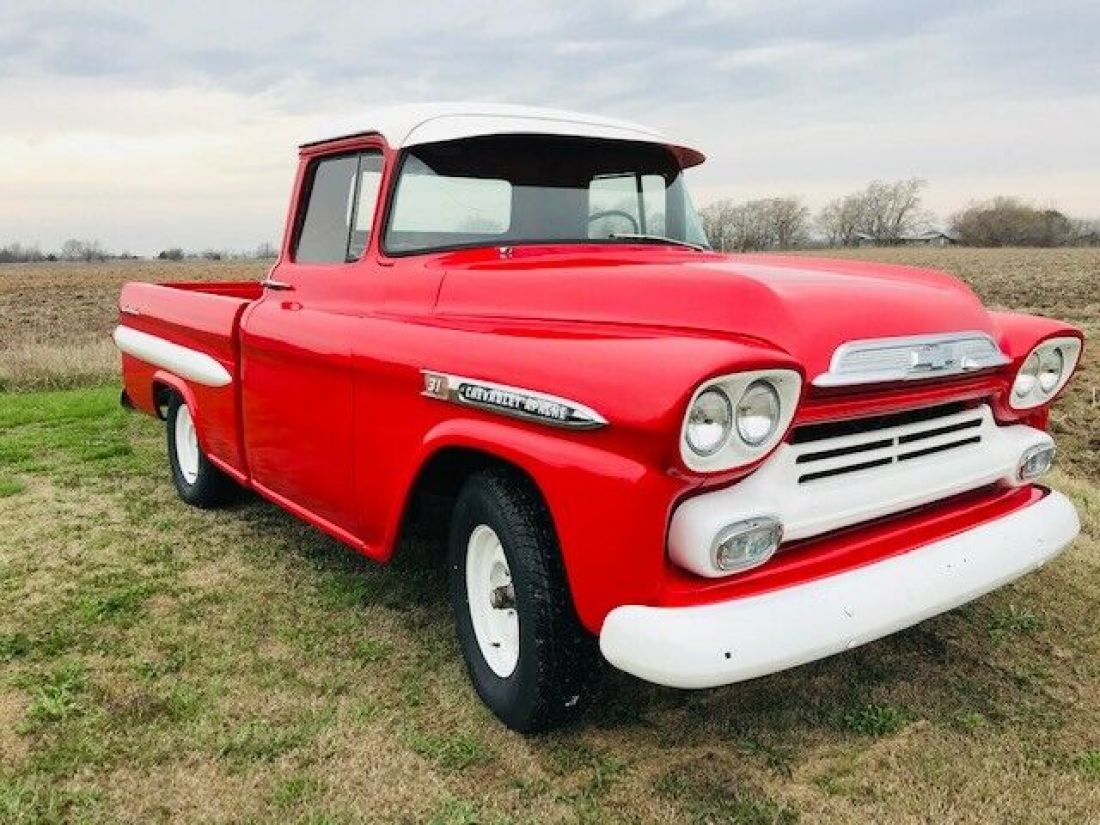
0;239;279;264
2;182;1098;263
700;179;1100;252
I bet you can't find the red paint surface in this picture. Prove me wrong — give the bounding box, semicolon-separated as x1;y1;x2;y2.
116;134;1084;633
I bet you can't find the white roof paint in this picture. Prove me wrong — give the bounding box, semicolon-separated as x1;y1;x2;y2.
302;102;706;167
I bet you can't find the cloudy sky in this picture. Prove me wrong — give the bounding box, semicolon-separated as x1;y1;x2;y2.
1;0;1096;255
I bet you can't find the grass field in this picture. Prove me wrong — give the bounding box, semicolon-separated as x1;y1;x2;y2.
1;251;1098;823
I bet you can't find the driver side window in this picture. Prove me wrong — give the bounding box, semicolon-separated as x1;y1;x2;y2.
294;150;384;264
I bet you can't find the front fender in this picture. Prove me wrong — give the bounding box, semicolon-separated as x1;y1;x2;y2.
385;416;692;632
989;311;1085;424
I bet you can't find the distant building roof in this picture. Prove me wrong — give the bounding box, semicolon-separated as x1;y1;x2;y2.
856;228;958;243
909;229;959;241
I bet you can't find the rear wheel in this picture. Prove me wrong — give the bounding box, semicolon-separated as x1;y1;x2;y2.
166;395;236;508
447;468;596;733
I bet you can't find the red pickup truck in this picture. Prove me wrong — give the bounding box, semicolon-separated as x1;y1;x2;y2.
115;103;1083;732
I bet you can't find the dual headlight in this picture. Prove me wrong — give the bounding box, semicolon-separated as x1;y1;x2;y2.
1010;337;1082;410
681;370;801;472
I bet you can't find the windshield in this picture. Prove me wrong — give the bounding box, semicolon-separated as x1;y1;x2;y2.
382;135;709;254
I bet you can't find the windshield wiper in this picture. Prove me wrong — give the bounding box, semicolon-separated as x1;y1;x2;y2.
607;232;709;252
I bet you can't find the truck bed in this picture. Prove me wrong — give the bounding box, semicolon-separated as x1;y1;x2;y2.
115;280;262;479
118;281;260;345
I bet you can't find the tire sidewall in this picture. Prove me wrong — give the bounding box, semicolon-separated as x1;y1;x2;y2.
166;396;216;506
448;482;543;729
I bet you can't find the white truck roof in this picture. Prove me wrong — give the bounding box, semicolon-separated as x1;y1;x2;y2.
302;102;705;167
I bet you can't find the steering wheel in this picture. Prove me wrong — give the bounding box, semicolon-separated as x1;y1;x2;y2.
588;209;639;235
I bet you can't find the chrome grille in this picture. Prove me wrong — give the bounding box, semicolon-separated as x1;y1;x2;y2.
791;403;986;484
814;331;1010;387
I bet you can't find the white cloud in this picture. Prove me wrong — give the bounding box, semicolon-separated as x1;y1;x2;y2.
0;0;1096;253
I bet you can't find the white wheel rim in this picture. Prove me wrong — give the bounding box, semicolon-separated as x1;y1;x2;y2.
465;525;520;678
174;404;200;485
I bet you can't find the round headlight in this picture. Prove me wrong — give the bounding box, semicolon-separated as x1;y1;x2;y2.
686;388;732;456
736;381;781;446
1013;352;1040;399
1038;347;1064;393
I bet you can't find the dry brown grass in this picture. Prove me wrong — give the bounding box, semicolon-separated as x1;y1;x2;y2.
0;260;264;391
1;250;1098;823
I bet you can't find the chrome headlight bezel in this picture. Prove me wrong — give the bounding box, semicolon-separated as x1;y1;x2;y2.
1010;336;1081;410
685;388;733;457
735;380;782;446
680;369;802;472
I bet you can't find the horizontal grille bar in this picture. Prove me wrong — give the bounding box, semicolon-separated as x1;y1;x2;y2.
799;456;894;483
790;402;967;445
795;437;893;465
898;435;982;462
792;402;987;485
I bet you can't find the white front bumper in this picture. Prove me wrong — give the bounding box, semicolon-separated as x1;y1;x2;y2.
600;490;1079;689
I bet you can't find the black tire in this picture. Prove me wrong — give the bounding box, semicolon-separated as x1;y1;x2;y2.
165;395;236;508
447;467;597;733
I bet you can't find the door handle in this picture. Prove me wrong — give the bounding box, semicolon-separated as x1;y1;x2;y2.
261;278;294;291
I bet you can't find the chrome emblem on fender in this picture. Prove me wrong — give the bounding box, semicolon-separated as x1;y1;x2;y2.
421;371;607;430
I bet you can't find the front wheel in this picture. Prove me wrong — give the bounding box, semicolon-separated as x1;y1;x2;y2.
447;468;596;733
166;395;236;508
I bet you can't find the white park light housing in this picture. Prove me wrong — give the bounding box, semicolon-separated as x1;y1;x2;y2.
680;369;802;472
1018;443;1056;482
712;517;784;573
1010;337;1081;410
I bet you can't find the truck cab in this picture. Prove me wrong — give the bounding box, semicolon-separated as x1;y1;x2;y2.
115;103;1083;732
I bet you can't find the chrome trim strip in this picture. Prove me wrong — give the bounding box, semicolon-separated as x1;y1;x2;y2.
813;330;1011;387
113;326;233;388
421;371;607;430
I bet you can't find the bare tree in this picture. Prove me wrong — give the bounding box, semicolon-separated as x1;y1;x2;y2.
862;178;930;242
700;197;810;252
699;200;738;252
817;179;930;245
767;197;811;249
60;238;107;262
254;241;278;259
817;194;867;246
0;242;47;263
1069;217;1100;246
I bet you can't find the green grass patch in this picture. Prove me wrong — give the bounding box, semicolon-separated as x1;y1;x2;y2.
0;477;25;497
988;604;1044;640
271;773;325;810
21;661;89;731
1079;751;1100;779
0;632;31;663
217;715;329;767
836;702;914;737
0;775;103;824
406;730;493;771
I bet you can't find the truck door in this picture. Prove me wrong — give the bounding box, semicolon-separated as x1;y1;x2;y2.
239;147;385;539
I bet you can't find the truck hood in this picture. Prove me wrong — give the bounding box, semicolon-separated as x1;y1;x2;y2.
434;249;996;381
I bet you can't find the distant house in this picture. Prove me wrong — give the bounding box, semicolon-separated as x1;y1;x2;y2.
903;229;958;247
855;229;958;247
